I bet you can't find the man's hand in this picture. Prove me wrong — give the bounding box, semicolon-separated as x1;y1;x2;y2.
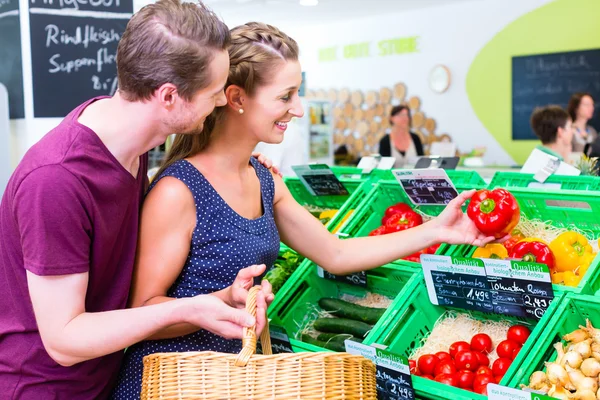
252;152;282;177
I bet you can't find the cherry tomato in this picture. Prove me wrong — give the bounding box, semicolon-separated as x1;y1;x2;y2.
473;374;493;395
473;351;489;367
421;374;434;380
434;373;458;387
456;370;475;389
507;325;531;345
495;375;503;384
418;354;440;376
511;346;522;360
454;351;480;372
369;226;388;236
435;351;452;363
470;333;493;354
434;361;457;377
449;341;471;358
492;357;512;378
496;340;521;359
476;366;493;377
408;359;417;374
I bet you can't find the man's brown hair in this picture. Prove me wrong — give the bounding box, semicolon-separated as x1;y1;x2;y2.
116;0;230;102
530;105;569;144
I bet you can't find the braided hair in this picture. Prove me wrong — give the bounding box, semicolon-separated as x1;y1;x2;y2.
156;22;299;178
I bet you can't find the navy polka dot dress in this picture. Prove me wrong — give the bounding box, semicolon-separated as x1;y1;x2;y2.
110;157;280;399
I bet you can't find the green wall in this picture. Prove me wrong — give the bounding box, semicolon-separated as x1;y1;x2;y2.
466;0;600;164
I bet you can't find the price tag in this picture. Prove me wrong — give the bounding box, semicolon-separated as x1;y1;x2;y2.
257;324;294;354
422;255;554;320
292;164;349;196
345;341;415;400
317;266;368;287
392;169;458;206
488;384;555;400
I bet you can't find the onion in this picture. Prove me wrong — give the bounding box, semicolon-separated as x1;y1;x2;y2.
568;369;586;391
565;328;592;344
528;371;548;390
581;358;600;378
563;350;584;369
578;377;599;393
554;342;566;364
582;319;600;342
548;382;572;400
572;339;593;359
571;389;598;400
597;387;600;400
546;362;570;386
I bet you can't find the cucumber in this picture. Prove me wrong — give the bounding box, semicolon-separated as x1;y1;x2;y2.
313;317;373;338
301;334;346;352
318;298;386;325
316;332;363;344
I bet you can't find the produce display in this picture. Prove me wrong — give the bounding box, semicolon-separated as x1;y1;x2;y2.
408;312;531;395
304;205;354;233
523;319;600;399
367;201;440;261
262;250;305;294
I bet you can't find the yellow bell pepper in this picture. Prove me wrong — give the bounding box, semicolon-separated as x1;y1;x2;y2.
551;272;565;284
576;252;596;278
473;243;508;260
550;232;594;273
319;209;338;220
563;271;582;287
332;210;354;234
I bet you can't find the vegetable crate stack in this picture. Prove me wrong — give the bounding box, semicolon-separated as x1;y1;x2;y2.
338;180;486;263
365;274;567;400
488;172;600;192
445;187;600;294
510;293;600;399
283;176;369;234
266;260;422;353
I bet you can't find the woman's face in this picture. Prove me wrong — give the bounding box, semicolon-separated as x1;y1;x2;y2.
242;60;304;144
391;109;410;129
578;95;595;121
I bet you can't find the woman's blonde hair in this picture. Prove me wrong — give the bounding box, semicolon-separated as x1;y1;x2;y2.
155;22;299;178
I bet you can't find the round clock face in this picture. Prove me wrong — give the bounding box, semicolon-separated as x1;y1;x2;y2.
429;65;451;93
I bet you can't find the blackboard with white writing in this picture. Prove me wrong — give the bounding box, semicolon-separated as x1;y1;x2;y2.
29;0;132;117
512;49;600;140
0;0;24;119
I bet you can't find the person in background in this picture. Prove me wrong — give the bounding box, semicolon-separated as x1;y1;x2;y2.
568;92;597;152
528;105;573;162
377;105;424;168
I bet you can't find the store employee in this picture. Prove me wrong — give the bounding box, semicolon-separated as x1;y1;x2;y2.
527;105;573;162
377;105;424;168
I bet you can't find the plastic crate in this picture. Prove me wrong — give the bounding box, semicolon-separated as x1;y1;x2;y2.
444;187;600;295
266;260;422;353
284;177;368;233
447;170;487;187
489;171;600;191
367;277;565;400
330;166;394;182
509;293;600;392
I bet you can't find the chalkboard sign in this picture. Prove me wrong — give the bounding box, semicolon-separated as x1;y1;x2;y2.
0;0;24;119
393;169;458;205
512;49;600;140
422;255;554;320
292;164;349;196
318;266;368;287
345;341;415;400
29;0;133;118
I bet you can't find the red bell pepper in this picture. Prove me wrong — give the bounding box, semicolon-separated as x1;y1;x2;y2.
467;189;520;239
369;226;388;236
503;232;524;253
404;243;440;262
385;211;423;233
509;241;555;269
382;202;414;225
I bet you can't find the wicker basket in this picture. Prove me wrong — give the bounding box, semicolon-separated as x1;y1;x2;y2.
141;287;377;399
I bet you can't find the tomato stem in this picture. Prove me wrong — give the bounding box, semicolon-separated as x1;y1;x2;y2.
479;198;496;214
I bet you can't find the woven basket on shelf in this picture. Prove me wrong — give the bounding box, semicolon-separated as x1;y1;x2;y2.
141;286;377;400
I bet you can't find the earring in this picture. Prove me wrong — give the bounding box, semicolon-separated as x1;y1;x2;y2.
238;108;244;114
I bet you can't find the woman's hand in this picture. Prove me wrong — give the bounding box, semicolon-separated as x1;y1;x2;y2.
429;190;501;247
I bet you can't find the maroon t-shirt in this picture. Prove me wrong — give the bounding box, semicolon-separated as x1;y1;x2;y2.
0;97;148;399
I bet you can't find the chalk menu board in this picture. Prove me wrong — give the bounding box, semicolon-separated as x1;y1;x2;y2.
512;49;600;140
29;0;133;118
422;255;554;321
0;0;24;119
292;164;349;196
393;169;458;206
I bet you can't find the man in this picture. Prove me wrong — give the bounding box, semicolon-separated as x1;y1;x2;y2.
0;0;272;398
529;105;574;162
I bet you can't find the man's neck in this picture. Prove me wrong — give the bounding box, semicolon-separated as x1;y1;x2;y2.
545;142;569;161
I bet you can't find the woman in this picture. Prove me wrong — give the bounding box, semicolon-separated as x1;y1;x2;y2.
112;22;495;398
378;105;424;168
568;92;597;153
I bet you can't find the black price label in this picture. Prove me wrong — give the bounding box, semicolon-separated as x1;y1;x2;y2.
292;165;349;196
393;169;458;206
318;267;368;287
257;324;293;354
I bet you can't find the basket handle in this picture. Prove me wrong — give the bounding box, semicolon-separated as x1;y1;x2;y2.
235;286;272;366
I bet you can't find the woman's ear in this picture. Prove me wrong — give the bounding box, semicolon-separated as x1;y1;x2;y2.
225;85;246;112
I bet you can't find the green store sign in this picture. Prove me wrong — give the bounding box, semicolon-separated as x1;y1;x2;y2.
318;36;420;62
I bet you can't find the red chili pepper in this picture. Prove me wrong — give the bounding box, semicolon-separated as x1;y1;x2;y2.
509;241;555;269
382;202;414;225
384;211;423;233
467;189;520;239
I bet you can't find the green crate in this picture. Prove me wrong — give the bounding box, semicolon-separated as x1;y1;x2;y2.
489;171;600;191
444;187;600;295
284;177;368;233
509;293;600;392
266;260;422;353
447;170;487;187
367;277;565;400
330;166;394;182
